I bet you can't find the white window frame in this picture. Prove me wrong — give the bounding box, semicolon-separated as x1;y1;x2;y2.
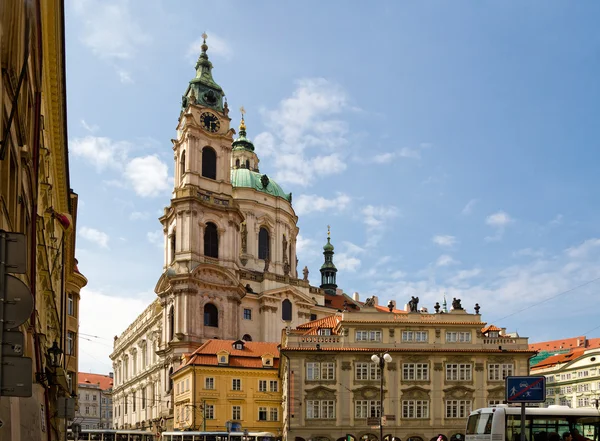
355;362;381;381
402;363;429;381
232;378;241;391
356;330;382;342
205;404;215;419
243;308;252;320
402;400;429;419
269;380;278;392
258;407;267;421
445;399;472;418
355;400;380;418
402;330;428;342
488;363;514;381
446;331;472;343
205;377;215;390
446;363;472;381
258;380;267;392
232;405;241;420
269;407;279;421
306;400;335;419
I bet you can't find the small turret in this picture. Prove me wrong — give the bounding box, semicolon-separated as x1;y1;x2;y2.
320;226;338;295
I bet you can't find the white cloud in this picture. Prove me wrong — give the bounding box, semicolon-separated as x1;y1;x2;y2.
124;155;171;198
432;235;458;247
187;32;233;62
78;288;153;373
256;78;353;186
117;69;134;84
361;205;400;228
335;253;361;271
130;211;150;221
294;193;351;216
566;238;600;259
485;211;514;242
80;119;99;133
436;254;460;267
146;230;163;248
71;136;130;171
72;0;151;60
513;248;545;258
372;145;427;163
296;234;320;264
447;268;482;285
486;211;513;227
461;198;478;215
79;226;110;248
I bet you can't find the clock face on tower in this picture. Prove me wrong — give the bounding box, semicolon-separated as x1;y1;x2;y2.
200;112;220;133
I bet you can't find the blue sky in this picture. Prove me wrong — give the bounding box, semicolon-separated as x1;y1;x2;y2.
65;0;600;374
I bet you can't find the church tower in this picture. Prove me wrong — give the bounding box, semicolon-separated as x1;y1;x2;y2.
320;226;338;295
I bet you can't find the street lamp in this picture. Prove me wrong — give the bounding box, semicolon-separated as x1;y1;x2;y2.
371;353;392;441
48;341;63;368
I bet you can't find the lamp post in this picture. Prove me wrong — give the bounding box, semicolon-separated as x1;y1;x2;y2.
371;353;392;441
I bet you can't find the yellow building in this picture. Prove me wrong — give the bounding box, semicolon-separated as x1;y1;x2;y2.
171;340;282;436
1;1;86;440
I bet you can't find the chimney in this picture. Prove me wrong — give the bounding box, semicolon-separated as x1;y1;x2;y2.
372;296;379;306
353;292;360;302
109;372;114;379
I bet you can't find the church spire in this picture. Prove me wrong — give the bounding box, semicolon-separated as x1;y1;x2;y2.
182;33;225;112
320;225;338;295
232;106;255;153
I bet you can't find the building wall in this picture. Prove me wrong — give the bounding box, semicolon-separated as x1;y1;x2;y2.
281;308;533;441
0;1;86;440
172;364;282;435
532;348;600;408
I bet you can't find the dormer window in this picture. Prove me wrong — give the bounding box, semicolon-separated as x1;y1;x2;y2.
318;329;331;336
488;331;499;338
220;356;227;363
217;351;229;365
232;340;245;350
262;355;274;367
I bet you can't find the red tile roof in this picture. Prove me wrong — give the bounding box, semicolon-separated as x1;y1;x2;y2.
78;373;114;391
482;325;502;334
179;340;280;370
297;315;342;331
531;348;587;370
373;304;407;314
528;336;600;352
323;293;360;311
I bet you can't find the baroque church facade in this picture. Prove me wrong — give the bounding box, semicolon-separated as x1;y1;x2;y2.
110;35;351;433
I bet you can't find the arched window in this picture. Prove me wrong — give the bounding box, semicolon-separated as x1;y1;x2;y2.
170;232;176;262
242;334;252;342
282;299;292;321
204;303;219;327
202;147;217;180
168;306;174;341
168;367;174;392
180;151;186;180
245;159;250;169
204;222;219;258
258;227;270;260
235;158;240;167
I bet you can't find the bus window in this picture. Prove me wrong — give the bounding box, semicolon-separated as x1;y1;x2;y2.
467;412;493;435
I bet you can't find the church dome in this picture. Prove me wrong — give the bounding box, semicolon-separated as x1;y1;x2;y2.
231;168;292;202
323;237;334;252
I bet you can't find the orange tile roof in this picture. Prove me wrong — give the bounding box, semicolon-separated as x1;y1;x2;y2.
323;293;361;311
78;373;114;391
528;336;600;352
297;315;341;330
374;304;407;314
179;340;280;370
531;348;587;370
482;325;502;334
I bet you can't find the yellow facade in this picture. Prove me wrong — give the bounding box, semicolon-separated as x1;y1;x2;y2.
171;345;282;436
0;1;86;440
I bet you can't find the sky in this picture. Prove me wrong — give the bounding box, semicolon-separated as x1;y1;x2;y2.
64;0;600;374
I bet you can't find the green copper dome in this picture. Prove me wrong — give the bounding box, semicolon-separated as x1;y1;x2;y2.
232;118;255;152
231;168;292;202
323;237;334;252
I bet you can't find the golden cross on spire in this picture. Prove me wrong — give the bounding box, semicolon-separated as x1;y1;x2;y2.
239;106;246;131
240;106;246;116
327;225;331;237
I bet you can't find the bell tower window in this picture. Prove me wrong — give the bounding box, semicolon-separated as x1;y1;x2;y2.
168;306;174;342
170;231;176;262
204;303;219;327
204;222;219;258
282;299;292;322
180;151;186;181
202;147;217;179
235;159;240;168
245;159;250;169
258;227;270;260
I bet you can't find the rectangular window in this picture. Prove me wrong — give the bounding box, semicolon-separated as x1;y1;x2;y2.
402;330;428;342
310;314;317;321
402;400;429;419
68;294;75;316
270;407;279;421
488;363;514;381
578;370;589;378
205;404;215;419
243;308;252;320
232;406;241;420
85;406;89;415
259;380;267;392
269;380;278;392
307;362;335;380
205;377;214;389
403;363;429;381
446;363;472;381
93;395;97;401
559;397;570;407
232;378;241;391
67;331;75;355
546;388;555;396
132;392;136;411
547;375;555;383
306;400;335;419
578;384;590;393
446;400;472;418
141;388;146;409
488;400;503;407
577;398;590;407
318;328;332;336
259;407;268;421
446;331;472;343
355;362;380;380
355;400;380;418
356;330;382;342
85;394;89;400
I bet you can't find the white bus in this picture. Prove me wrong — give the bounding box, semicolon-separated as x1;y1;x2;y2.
466;405;600;441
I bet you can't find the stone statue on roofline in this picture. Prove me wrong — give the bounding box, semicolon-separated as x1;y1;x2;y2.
408;296;419;312
452;297;463;310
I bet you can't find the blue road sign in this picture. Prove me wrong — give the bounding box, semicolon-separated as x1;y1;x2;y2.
506;376;546;403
